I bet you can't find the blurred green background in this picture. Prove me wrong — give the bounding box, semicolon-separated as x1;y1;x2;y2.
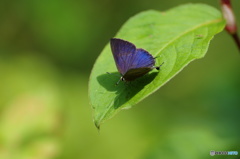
0;0;239;159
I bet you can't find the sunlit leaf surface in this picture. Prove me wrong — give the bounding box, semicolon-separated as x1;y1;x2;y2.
89;4;225;128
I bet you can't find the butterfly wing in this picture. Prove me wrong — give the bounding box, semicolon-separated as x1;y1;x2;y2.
122;48;156;81
110;38;156;78
128;48;155;69
110;38;137;75
123;67;153;81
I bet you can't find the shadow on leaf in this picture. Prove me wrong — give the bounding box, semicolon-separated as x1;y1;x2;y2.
97;72;158;109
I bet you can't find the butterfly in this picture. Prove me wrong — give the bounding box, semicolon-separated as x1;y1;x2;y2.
110;38;163;85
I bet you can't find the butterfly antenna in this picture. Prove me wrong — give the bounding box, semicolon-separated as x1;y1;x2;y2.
106;72;121;77
154;56;160;59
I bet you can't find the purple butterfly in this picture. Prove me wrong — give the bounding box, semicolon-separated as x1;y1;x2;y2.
110;38;163;85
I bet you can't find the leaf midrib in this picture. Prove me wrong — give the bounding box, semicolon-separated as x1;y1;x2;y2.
156;18;223;56
137;18;224;107
139;18;223;104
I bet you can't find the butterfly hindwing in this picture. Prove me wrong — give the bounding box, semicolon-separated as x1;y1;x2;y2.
123;67;153;81
130;48;155;69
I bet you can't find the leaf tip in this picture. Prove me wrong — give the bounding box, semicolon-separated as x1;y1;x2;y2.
94;120;101;130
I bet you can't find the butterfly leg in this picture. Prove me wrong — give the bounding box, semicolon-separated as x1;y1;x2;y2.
115;77;125;85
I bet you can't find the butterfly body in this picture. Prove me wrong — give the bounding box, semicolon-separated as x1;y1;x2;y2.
110;38;161;84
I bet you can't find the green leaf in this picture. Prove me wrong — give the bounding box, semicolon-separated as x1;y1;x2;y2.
89;4;225;128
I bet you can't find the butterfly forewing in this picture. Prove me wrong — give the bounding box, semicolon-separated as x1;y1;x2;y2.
110;38;137;75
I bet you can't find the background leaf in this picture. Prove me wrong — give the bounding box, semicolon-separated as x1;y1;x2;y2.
89;4;225;128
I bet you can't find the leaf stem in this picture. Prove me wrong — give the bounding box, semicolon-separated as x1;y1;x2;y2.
220;0;240;52
232;33;240;51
